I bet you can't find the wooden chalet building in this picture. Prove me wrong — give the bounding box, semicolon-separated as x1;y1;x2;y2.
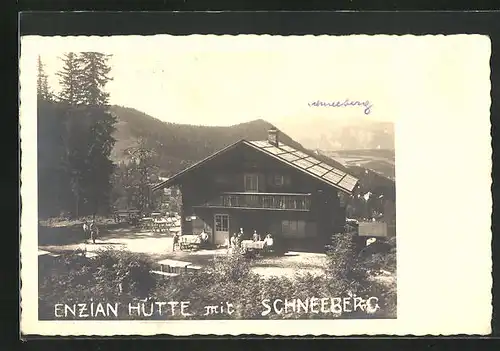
151;128;360;252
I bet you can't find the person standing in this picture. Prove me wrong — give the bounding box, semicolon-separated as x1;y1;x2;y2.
230;233;237;252
237;228;244;243
83;220;89;241
89;220;98;244
172;233;179;252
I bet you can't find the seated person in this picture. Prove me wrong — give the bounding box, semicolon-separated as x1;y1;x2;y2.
263;234;274;247
236;229;244;245
200;230;209;242
252;230;261;242
199;230;209;248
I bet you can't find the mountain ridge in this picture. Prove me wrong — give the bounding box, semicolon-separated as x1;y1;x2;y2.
109;105;395;200
110;105;309;176
109;105;394;182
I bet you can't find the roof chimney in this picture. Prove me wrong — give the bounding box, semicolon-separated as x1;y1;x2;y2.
268;128;279;147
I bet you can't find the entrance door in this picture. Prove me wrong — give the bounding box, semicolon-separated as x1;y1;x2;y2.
214;214;230;246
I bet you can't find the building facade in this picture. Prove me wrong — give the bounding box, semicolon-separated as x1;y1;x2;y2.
152;129;360;252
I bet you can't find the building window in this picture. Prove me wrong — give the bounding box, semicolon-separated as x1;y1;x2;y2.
244;173;259;192
271;174;291;187
215;214;229;232
274;174;284;186
282;220;307;238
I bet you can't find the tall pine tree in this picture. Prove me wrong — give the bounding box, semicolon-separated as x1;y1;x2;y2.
37;55;52;101
56;52;87;217
75;52;112;106
53;52;117;217
57;53;82;105
76;52;117;216
37;56;72;217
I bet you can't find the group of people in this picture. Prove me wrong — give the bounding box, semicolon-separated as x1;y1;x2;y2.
229;228;245;249
170;227;275;253
171;229;210;252
82;219;99;244
251;230;274;246
229;228;274;253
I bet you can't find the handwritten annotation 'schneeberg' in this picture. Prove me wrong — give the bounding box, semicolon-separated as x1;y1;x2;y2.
308;99;372;115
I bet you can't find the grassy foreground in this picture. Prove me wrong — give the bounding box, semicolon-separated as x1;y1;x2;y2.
39;233;396;320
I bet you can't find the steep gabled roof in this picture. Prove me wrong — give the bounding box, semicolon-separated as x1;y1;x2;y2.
151;139;243;192
151;139;359;194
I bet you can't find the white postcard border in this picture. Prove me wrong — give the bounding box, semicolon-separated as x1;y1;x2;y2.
20;34;492;336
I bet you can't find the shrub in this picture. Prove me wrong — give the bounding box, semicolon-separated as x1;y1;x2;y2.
363;279;397;319
210;251;252;283
90;248;156;298
292;272;330;299
363;251;396;273
360;238;397;273
325;232;369;295
39;244;397;320
39;247;157;319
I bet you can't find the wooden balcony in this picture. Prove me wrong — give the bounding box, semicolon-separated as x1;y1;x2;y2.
196;192;312;211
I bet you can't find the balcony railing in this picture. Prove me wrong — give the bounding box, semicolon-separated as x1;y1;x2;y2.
197;192;312;211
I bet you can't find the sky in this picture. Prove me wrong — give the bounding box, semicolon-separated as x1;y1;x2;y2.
36;35;403;127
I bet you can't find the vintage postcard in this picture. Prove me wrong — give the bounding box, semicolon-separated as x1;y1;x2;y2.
20;34;492;336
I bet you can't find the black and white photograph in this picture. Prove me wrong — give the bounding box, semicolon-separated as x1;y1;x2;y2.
20;33;492;336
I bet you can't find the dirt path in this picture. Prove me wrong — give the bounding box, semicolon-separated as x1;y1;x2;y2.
39;225;331;277
39;225;397;284
40;226;174;260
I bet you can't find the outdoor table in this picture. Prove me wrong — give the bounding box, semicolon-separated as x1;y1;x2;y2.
140;217;154;230
153;219;169;232
179;235;201;251
241;240;266;250
157;259;192;274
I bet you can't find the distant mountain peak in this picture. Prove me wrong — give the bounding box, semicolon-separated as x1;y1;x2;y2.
276;115;394;151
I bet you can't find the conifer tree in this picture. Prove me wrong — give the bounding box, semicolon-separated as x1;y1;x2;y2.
125;138;159;212
37;55;52;101
55;53;85;217
37;56;74;217
76;52;117;215
53;52;117;217
75;52;112;106
57;52;82;105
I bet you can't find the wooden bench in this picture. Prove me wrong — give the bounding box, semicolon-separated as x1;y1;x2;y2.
157;259;192;274
186;265;202;272
150;270;180;278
